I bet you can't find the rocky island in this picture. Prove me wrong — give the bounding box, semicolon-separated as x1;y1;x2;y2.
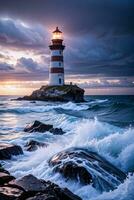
17;84;85;103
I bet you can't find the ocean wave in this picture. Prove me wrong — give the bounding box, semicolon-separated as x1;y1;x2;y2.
0;102;89;114
1;96;134;200
90;174;134;200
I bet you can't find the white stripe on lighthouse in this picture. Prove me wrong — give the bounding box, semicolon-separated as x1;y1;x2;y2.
51;50;63;56
49;73;64;85
51;61;63;68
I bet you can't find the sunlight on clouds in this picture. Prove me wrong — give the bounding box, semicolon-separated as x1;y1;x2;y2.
0;45;46;66
0;81;48;95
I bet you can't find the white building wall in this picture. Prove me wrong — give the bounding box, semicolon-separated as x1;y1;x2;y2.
49;73;64;86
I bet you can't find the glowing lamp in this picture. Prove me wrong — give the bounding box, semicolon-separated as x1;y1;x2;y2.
52;27;62;40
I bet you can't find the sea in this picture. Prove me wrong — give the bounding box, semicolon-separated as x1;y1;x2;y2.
0;95;134;200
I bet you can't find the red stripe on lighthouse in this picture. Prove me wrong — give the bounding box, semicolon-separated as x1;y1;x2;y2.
50;68;64;73
51;56;63;61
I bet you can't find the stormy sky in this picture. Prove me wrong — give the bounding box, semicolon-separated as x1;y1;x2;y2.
0;0;134;95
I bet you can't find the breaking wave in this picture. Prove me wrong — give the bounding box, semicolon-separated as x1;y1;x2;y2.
1;95;134;200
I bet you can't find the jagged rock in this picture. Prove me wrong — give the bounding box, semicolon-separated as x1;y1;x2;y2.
49;128;65;135
9;174;48;192
0;164;10;174
24;140;48;152
24;120;65;135
26;193;57;200
0;172;15;185
49;147;126;192
0;186;24;200
8;174;81;200
0;143;23;160
16;85;85;103
24;121;53;133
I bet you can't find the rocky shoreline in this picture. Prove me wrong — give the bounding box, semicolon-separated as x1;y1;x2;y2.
0;120;127;199
16;85;85;103
0;166;81;200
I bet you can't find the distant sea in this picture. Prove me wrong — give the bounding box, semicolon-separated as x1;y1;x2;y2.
0;95;134;200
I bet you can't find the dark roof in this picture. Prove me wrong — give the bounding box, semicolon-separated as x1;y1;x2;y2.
53;27;62;33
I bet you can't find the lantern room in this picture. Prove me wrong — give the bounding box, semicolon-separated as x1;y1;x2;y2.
52;27;63;40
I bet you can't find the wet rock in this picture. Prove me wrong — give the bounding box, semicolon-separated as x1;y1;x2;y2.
17;85;85;103
49;128;65;135
24;120;65;135
24;121;53;133
24;140;48;152
0;164;10;174
26;193;57;200
0;143;23;160
0;186;24;200
49;147;126;192
9;174;47;192
9;174;81;200
0;172;15;185
0;170;81;200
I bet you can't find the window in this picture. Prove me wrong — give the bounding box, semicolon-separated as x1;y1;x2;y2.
59;50;62;55
59;78;61;84
59;62;61;66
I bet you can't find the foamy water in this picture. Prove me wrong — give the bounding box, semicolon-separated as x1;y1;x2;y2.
0;95;134;200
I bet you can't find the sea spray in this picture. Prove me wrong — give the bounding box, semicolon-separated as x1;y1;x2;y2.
1;95;134;200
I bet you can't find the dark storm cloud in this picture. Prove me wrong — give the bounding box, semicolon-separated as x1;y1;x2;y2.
0;0;134;36
65;33;134;77
17;57;47;72
0;18;48;49
0;0;134;86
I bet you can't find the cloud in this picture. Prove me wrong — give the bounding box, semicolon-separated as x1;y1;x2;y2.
0;1;133;93
0;18;48;48
14;57;48;74
77;78;134;88
0;0;134;36
65;34;134;77
17;57;39;72
0;62;14;70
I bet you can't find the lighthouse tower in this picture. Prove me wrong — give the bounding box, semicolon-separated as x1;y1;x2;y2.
49;27;65;86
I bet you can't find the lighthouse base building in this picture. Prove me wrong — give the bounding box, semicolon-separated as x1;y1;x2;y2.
49;27;65;86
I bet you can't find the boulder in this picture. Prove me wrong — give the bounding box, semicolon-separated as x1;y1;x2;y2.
26;193;57;200
16;84;85;103
24;140;48;152
8;174;81;200
49;147;126;192
0;164;10;174
9;174;48;192
24;120;65;135
0;143;23;160
24;121;53;133
49;128;65;135
0;186;24;200
0;172;15;185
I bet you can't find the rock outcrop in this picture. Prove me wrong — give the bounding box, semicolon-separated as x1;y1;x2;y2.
24;121;53;133
0;172;82;200
0;143;23;160
24;140;48;152
17;84;85;103
49;147;126;192
24;120;65;135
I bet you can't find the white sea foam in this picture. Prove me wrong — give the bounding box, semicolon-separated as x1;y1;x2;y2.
1;101;89;114
1;97;134;200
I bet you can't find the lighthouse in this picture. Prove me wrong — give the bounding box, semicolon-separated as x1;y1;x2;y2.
49;27;65;86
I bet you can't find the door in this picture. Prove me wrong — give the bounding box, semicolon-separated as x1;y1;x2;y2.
59;78;61;85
